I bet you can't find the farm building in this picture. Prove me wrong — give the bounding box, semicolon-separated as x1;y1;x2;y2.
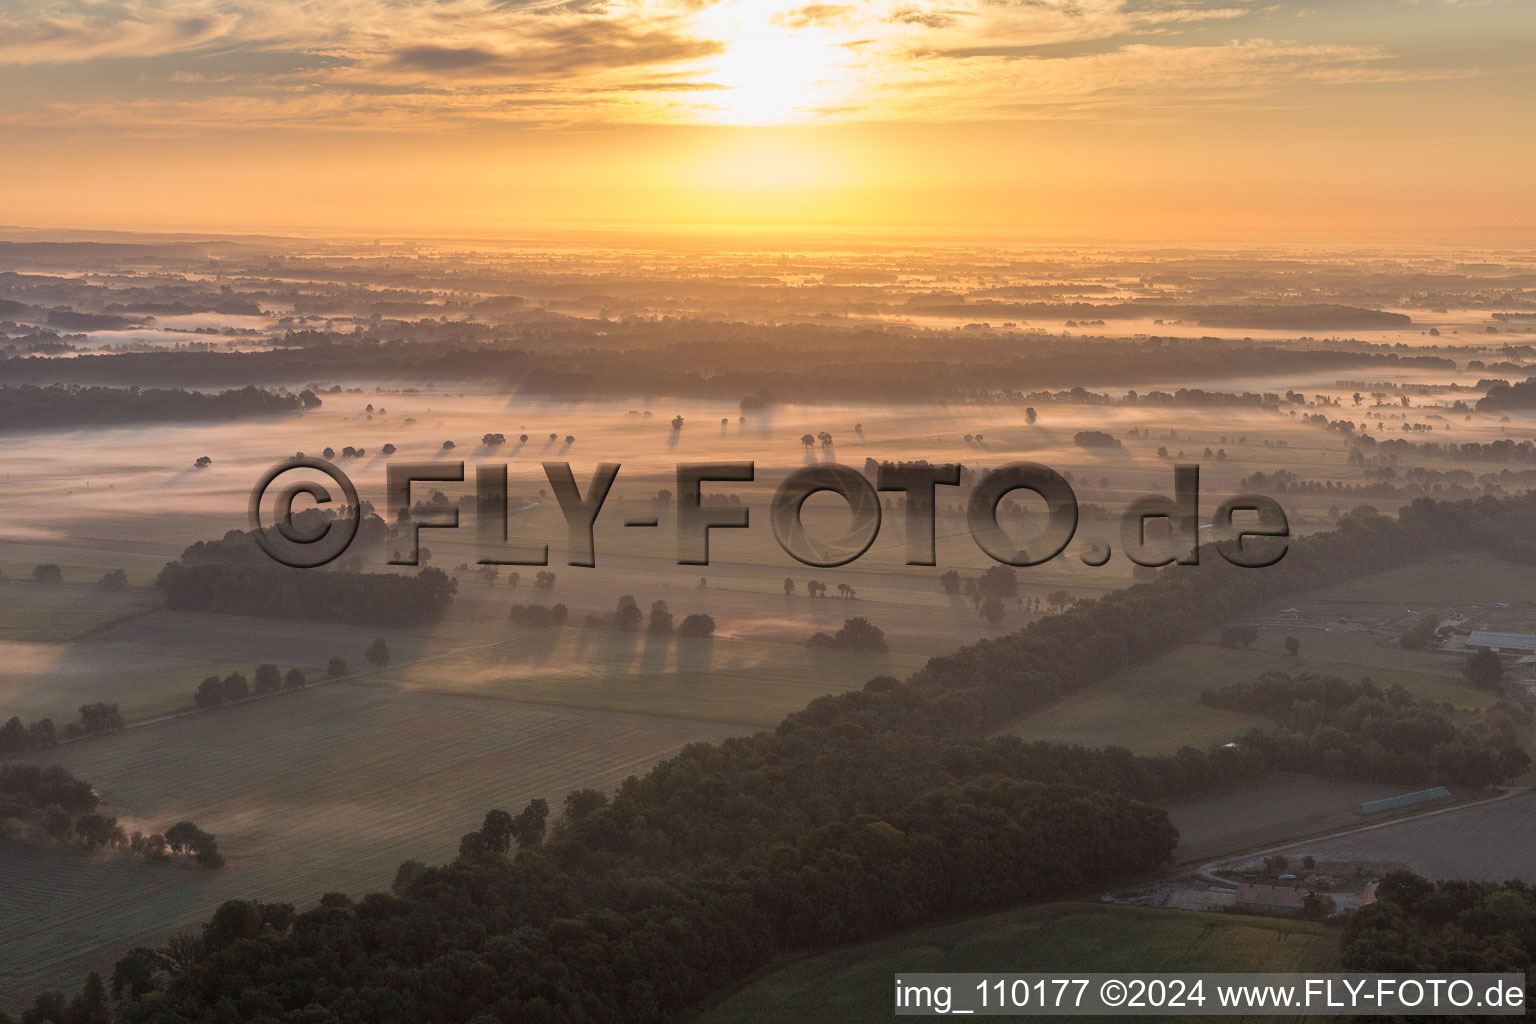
1465;630;1536;654
1234;883;1310;918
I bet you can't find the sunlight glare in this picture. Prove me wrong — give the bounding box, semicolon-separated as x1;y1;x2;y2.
694;0;860;124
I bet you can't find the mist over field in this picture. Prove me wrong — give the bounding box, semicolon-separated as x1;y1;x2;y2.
1;237;1535;1016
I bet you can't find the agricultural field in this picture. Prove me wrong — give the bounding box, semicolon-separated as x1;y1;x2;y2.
377;626;927;727
0;593;928;729
0;684;740;997
1250;790;1536;884
1164;775;1433;863
695;902;1340;1024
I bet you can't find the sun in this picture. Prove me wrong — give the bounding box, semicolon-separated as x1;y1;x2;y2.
692;0;860;125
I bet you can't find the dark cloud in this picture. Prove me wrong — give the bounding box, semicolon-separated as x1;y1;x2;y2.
388;23;721;79
391;46;503;71
531;22;722;71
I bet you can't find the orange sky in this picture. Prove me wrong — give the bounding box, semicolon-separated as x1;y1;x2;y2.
1;0;1532;239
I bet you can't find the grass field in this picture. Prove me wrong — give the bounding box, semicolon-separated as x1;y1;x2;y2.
1309;555;1536;606
695;902;1341;1024
0;582;159;644
0;684;740;998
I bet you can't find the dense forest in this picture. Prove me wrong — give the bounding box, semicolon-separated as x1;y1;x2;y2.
178;510;388;568
1343;871;1536;974
0;385;312;430
9;491;1536;1022
1476;376;1536;412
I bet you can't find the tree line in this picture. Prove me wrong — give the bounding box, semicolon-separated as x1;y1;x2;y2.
156;563;456;627
1;703;123;755
576;595;716;637
0;384;313;431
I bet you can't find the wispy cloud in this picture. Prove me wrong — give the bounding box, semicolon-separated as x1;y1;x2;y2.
0;0;1496;129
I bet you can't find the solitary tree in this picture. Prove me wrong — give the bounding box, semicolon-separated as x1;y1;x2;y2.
1463;649;1505;691
1400;613;1439;650
365;638;390;670
326;655;348;678
1284;635;1301;657
976;565;1018;601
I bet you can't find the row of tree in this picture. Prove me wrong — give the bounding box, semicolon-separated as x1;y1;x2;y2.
580;596;716;637
193;666;308;708
0;703;123;755
0;765;223;870
190;643;393;709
